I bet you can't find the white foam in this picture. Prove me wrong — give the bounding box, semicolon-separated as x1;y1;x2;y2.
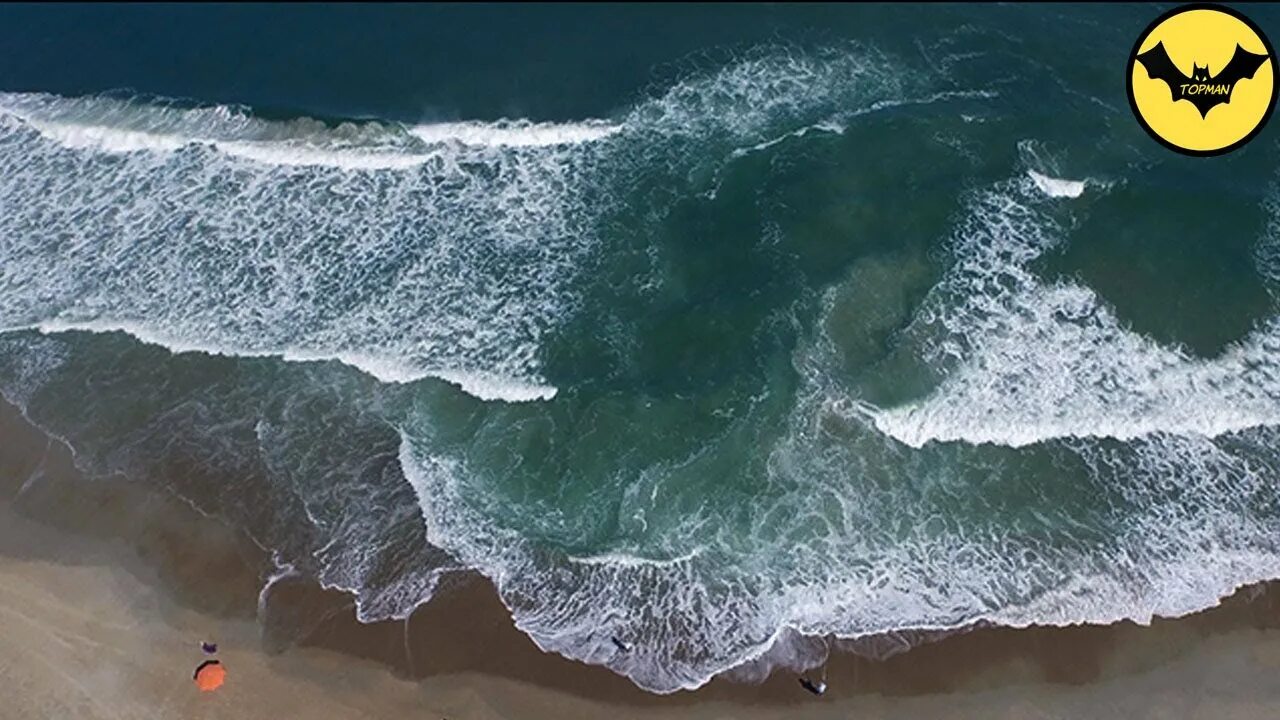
773;314;1280;660
3;111;436;170
626;43;917;145
0;92;610;404
873;319;1280;448
409;120;621;148
1;68;920;419
430;369;558;402
257;553;301;621
0;93;619;170
716;162;1280;700
729;121;841;159
866;172;1280;448
566;548;702;568
400;397;1280;694
727;88;998;161
26;51;1271;702
18;317;427;383
0;334;69;409
1028;169;1086;198
397;435;766;694
385;51;1099;696
17;118;189;153
11;319;563;404
8;115;521;171
845;88;999;118
213;141;432;170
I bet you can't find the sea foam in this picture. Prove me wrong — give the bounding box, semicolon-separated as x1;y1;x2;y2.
13;45;1274;702
0;92;612;403
1027;169;1085;198
0;93;619;170
408;120;622;148
868;172;1280;449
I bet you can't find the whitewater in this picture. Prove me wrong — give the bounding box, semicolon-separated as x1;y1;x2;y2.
1;38;1278;697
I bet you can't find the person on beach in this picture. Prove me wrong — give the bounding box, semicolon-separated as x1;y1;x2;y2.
611;636;631;653
799;676;826;696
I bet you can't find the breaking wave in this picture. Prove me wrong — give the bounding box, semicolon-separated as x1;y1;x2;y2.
1027;169;1086;198
868;173;1280;448
396;161;1280;693
0;45;912;403
0;91;618;401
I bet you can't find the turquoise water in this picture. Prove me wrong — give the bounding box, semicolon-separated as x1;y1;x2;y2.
1;4;1279;693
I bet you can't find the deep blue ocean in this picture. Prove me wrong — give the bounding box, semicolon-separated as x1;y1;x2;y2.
1;4;1279;693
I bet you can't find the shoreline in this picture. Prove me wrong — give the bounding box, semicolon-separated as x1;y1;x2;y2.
5;397;1280;718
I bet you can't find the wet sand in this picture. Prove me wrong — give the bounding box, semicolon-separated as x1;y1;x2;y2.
4;398;1280;719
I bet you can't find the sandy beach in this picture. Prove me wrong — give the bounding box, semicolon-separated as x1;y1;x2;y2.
2;398;1280;720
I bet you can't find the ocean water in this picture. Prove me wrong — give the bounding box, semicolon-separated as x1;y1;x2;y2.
1;4;1279;693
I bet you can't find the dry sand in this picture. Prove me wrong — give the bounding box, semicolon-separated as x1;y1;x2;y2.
4;398;1280;720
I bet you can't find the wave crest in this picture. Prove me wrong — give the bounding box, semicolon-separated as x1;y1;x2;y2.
869;172;1280;448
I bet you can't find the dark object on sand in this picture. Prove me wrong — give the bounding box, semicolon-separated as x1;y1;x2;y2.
194;660;226;692
611;636;631;652
201;641;218;654
799;677;826;696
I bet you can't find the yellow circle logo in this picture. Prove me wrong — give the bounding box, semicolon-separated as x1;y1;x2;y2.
1128;3;1276;156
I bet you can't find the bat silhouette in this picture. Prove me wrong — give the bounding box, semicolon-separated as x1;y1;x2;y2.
1141;42;1269;117
1134;42;1269;118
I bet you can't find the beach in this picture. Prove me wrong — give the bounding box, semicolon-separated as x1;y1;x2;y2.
4;398;1280;720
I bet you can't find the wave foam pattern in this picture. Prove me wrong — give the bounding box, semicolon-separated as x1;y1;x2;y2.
1027;169;1085;198
762;365;1280;666
402;166;1280;694
0;45;944;693
0;44;914;401
731;175;1280;688
15;42;1265;700
870;174;1280;448
391;47;952;693
0;330;463;624
403;320;1280;694
0;92;619;400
